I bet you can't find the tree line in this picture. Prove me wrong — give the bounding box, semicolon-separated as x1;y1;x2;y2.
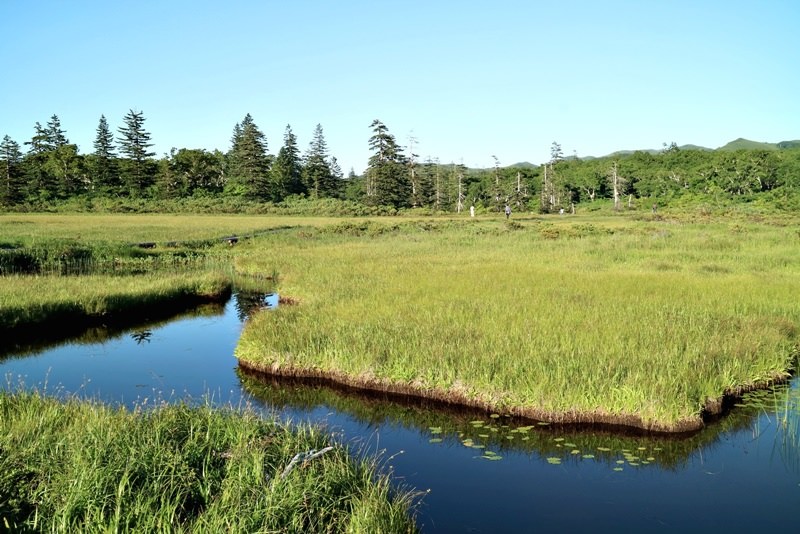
2;111;799;212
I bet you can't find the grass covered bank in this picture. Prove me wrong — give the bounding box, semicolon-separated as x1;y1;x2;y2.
235;216;800;432
0;390;417;533
0;271;232;351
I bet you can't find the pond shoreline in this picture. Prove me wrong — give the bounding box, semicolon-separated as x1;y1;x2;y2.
236;358;795;434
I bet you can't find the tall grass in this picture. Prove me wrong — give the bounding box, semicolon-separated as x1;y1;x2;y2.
0;389;417;532
235;216;800;431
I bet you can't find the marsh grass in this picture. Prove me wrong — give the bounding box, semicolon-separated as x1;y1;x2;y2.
0;389;418;533
0;271;232;338
235;216;800;431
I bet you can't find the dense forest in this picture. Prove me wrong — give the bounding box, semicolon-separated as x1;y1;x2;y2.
2;111;800;213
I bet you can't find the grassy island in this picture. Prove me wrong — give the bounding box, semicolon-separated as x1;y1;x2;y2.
235;214;800;432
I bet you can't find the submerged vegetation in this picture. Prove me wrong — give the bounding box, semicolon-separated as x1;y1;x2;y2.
0;389;417;532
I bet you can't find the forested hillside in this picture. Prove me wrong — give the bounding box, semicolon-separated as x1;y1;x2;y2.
2;112;799;213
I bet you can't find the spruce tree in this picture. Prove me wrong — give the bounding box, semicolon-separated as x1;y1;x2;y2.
269;124;304;201
117;109;155;197
227;113;269;199
366;119;408;208
0;135;24;205
302;123;335;199
91;115;119;194
45;114;68;149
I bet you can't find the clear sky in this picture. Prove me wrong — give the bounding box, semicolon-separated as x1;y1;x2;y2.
2;0;798;174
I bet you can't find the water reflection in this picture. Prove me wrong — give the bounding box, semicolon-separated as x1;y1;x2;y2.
131;330;153;344
235;369;796;473
0;301;227;362
233;290;279;321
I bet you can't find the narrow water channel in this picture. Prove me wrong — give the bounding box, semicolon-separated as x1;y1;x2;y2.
2;293;798;533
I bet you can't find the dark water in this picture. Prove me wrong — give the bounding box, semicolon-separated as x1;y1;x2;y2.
2;294;798;533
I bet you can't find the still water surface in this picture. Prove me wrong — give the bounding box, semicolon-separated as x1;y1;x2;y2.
2;293;798;533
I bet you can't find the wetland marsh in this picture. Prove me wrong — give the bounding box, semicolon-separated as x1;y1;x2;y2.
2;212;799;531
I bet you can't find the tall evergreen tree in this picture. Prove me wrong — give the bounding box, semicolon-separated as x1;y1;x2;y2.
227;113;269;199
269;124;304;201
117;109;155;197
302;123;335;199
45;114;68;149
91;114;119;194
23;122;56;200
366;119;408;208
0;135;24;205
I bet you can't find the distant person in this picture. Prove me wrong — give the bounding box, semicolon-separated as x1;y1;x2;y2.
559;208;564;215
470;205;475;218
504;204;511;219
652;203;658;213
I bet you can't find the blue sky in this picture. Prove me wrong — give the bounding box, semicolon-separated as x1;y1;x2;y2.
2;0;798;174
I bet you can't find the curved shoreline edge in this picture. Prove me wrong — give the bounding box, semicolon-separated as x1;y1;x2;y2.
236;358;796;434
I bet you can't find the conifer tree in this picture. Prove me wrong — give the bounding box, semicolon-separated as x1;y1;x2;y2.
23;122;56;200
45;114;68;149
0;135;24;205
302;123;335;199
366;119;408;208
36;115;83;198
91;115;119;194
117;109;155;196
269;124;303;201
227;113;269;199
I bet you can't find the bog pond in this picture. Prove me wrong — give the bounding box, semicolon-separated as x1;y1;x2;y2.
2;292;798;532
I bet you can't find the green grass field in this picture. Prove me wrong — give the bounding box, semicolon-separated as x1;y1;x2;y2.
233;214;800;431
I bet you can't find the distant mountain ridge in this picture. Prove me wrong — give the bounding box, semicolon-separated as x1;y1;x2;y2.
611;138;800;157
503;138;799;169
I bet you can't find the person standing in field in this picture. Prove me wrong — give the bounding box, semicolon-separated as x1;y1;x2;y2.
470;205;475;218
504;204;511;219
